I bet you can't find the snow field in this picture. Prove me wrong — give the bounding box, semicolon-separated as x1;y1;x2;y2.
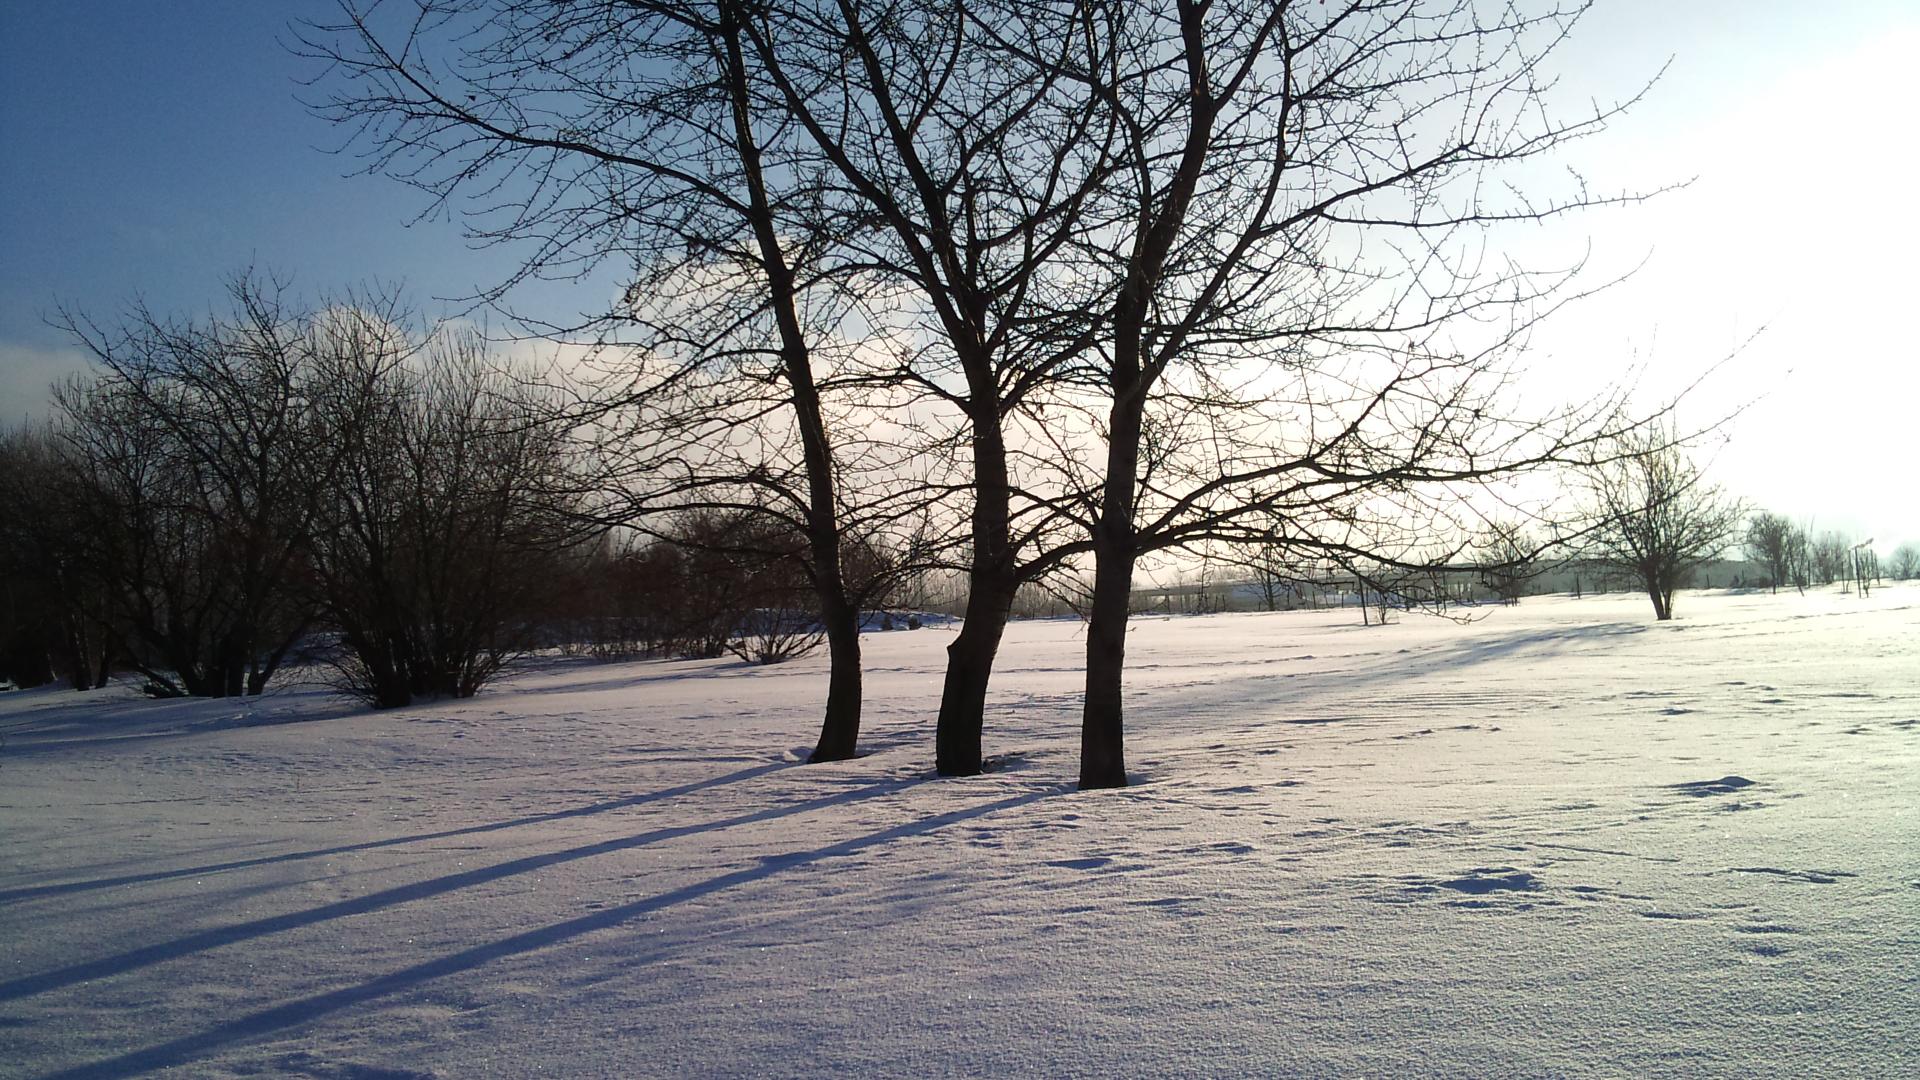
1;586;1916;1077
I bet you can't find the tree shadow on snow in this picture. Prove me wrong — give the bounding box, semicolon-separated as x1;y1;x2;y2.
0;770;867;999
1300;620;1651;683
1225;621;1644;704
500;655;789;698
0;684;370;758
27;785;1056;1080
1401;621;1649;672
1124;620;1651;742
0;761;793;906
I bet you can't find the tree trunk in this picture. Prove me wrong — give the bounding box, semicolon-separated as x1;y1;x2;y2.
375;670;412;709
1647;577;1672;621
1079;538;1135;789
809;598;863;762
1079;314;1149;788
936;572;1015;776
933;359;1019;775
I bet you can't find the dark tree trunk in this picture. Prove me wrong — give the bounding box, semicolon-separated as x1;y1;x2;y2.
375;674;412;709
222;640;246;697
1080;382;1145;789
935;576;1014;777
1079;277;1151;789
935;395;1017;777
1645;570;1673;621
1079;537;1135;789
1074;0;1220;790
809;598;863;762
175;662;212;698
248;615;308;697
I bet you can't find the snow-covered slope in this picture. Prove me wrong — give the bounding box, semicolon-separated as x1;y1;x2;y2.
3;587;1915;1078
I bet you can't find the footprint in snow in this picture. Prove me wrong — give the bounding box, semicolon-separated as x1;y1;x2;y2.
1133;895;1203;910
1047;856;1113;871
1182;840;1255;856
1729;866;1856;885
1437;868;1542;895
1390;868;1547;907
1667;775;1757;798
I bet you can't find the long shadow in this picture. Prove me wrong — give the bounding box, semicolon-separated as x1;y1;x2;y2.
0;691;368;759
37;787;1052;1080
0;762;790;906
1353;621;1649;694
0;769;916;1004
1407;621;1648;672
1108;620;1656;749
504;657;772;698
1316;620;1649;682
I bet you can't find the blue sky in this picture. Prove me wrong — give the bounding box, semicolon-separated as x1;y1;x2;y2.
0;1;593;387
3;1;1916;548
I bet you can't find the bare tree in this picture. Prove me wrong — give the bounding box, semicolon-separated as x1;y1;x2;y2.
1809;530;1853;587
985;0;1658;787
730;0;1667;786
1890;542;1920;581
1784;522;1812;592
1477;523;1542;605
1743;511;1796;593
51;278;343;696
302;0;901;760
718;0;1130;776
308;327;581;707
1222;540;1306;613
1586;429;1743;621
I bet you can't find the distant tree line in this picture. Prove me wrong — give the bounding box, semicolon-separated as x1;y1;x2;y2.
1195;426;1910;624
1744;513;1904;596
0;280;572;703
0;280;917;702
550;507;905;666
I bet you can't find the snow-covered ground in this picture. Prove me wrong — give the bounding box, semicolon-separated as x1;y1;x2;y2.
2;587;1916;1078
